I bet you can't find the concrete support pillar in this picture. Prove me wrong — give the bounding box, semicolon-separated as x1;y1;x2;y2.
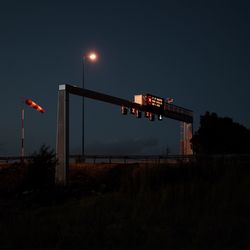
180;122;193;155
55;85;69;185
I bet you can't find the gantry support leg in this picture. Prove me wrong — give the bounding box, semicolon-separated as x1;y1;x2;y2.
55;85;69;185
180;122;193;155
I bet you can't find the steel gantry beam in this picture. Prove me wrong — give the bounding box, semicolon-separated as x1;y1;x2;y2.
55;84;193;185
64;84;193;123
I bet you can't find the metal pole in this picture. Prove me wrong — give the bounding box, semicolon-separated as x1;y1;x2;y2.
21;108;24;163
82;56;85;161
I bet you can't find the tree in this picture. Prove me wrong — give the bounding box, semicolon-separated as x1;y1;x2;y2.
191;112;250;154
24;145;56;190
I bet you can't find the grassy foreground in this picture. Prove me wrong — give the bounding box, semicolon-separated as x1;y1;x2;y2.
0;159;250;250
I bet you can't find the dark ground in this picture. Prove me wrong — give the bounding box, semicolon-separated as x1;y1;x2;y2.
0;158;250;250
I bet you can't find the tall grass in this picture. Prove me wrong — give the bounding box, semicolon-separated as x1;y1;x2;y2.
0;158;250;249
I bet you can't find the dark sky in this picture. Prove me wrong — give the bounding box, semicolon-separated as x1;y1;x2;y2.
1;0;249;156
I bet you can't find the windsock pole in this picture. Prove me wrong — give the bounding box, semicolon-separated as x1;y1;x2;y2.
21;98;45;163
21;108;24;163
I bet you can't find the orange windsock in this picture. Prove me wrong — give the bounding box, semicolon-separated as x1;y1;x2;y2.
25;99;45;113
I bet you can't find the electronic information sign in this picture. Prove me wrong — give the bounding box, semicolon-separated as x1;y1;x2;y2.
145;94;164;110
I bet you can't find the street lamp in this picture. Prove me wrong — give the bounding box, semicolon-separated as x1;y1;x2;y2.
82;51;98;161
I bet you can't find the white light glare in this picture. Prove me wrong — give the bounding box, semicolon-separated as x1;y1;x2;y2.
88;52;97;61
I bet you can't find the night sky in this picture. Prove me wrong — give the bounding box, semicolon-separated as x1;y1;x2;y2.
1;0;249;156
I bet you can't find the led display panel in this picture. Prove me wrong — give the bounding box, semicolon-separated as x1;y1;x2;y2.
145;94;164;111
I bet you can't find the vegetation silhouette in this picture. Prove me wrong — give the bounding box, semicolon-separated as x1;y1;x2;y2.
191;111;250;154
1;159;250;250
24;144;56;190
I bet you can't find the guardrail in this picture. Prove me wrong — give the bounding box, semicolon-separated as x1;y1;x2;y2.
0;155;194;164
70;154;194;164
2;154;250;164
0;156;33;163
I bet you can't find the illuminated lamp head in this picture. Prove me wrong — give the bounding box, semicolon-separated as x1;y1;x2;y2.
85;51;98;62
89;52;97;60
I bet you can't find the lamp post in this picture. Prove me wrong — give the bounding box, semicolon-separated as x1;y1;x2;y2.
82;51;98;161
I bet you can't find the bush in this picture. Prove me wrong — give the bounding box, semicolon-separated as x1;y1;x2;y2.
24;145;56;190
191;112;250;154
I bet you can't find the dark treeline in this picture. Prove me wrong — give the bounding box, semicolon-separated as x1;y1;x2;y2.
191;111;250;154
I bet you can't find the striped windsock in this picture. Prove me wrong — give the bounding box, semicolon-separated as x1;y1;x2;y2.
25;99;45;113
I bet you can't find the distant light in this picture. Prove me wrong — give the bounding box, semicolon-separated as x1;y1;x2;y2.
88;52;98;61
144;111;150;118
121;106;128;115
130;107;136;115
158;114;163;121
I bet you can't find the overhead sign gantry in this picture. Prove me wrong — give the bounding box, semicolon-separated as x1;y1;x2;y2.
55;84;193;185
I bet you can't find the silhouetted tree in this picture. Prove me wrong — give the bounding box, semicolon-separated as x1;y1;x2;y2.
24;145;56;190
191;112;250;154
